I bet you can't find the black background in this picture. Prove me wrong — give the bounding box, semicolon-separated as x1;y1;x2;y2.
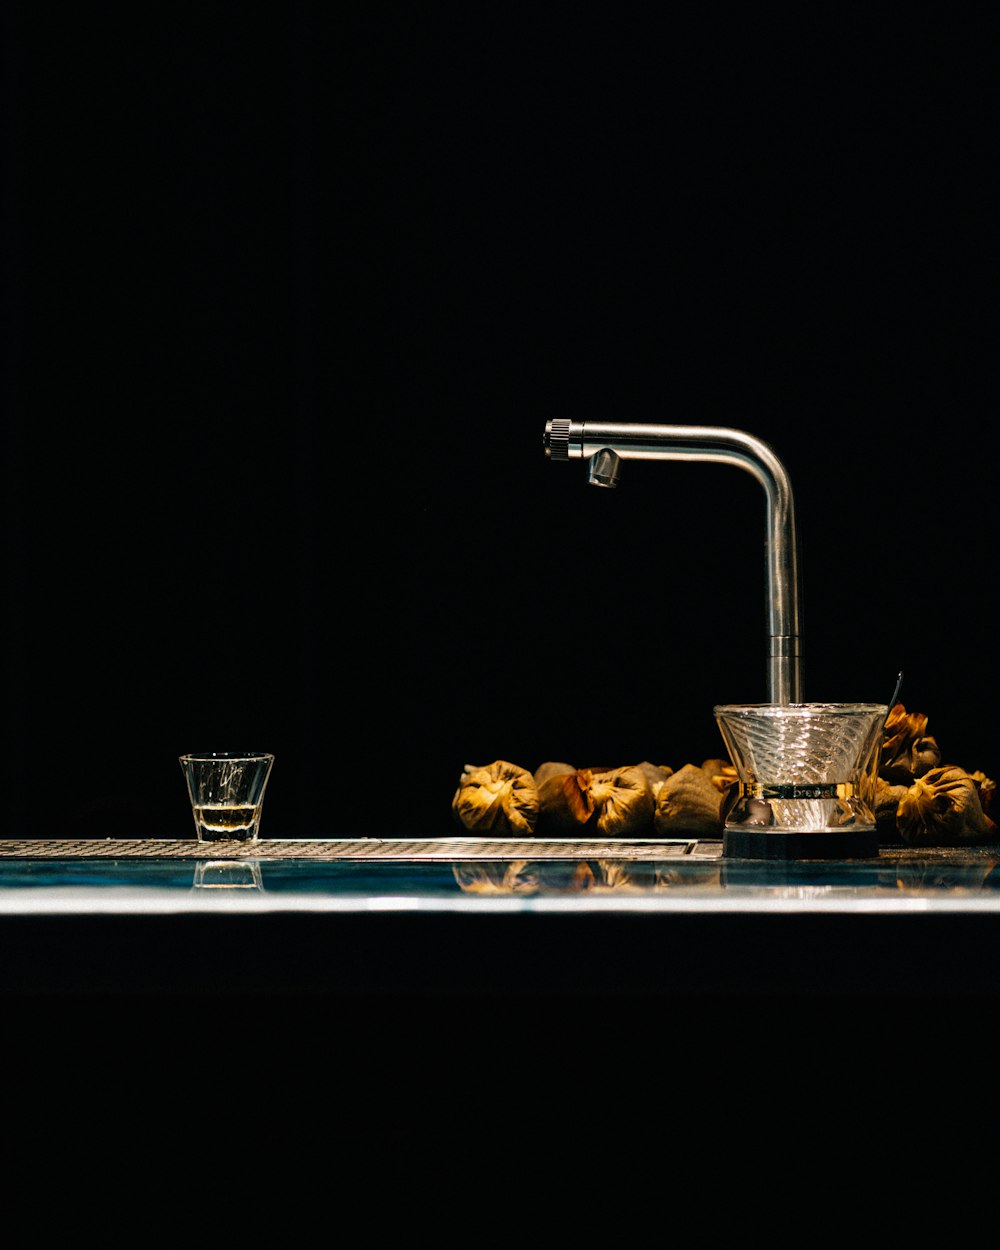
4;5;1000;1190
3;6;997;840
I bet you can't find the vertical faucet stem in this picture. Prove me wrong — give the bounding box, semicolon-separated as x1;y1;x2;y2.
543;419;803;704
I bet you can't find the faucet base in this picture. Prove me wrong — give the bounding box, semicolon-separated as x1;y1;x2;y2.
723;827;880;860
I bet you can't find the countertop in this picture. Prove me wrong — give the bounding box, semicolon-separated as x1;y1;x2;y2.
3;835;1000;998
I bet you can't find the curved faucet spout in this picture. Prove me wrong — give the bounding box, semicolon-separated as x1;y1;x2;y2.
543;419;803;705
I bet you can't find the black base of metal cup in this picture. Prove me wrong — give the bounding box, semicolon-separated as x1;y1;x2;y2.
723;826;881;860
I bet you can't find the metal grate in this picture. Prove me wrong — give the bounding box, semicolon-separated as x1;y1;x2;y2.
0;837;722;860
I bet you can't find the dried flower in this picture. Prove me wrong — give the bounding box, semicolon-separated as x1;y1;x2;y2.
587;765;655;836
653;763;725;835
880;703;942;784
533;762;594;834
895;765;997;846
637;761;674;801
874;775;909;841
451;760;539;836
533;761;577;786
701;758;738;794
534;762;655;836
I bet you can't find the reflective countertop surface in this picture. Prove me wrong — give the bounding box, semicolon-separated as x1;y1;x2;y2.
6;837;1000;1001
3;836;1000;914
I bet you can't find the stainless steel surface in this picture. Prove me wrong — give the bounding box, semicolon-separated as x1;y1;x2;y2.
0;836;717;861
543;420;803;703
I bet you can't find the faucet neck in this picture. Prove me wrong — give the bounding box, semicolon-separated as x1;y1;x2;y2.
544;420;803;704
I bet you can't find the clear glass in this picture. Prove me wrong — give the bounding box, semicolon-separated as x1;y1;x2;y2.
713;704;887;834
178;752;274;843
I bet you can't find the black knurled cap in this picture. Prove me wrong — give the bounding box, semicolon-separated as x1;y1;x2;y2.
544;418;570;460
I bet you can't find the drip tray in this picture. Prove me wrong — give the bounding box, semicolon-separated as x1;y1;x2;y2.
0;837;725;861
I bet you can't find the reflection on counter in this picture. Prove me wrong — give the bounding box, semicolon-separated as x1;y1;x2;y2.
452;852;1000;898
452;858;723;895
192;860;264;890
892;859;999;893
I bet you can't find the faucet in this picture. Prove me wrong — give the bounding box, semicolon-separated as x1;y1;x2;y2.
542;419;804;704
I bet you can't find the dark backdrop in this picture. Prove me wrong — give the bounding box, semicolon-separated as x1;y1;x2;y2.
3;7;997;839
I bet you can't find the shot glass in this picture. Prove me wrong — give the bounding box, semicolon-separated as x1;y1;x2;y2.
179;752;274;843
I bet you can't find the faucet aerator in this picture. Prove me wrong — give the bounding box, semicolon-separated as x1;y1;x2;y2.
586;448;622;488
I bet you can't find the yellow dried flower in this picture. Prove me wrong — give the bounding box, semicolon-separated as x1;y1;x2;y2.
451;760;539;837
896;765;997;846
653;763;724;835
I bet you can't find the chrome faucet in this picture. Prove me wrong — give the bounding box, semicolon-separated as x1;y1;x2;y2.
543;420;804;704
